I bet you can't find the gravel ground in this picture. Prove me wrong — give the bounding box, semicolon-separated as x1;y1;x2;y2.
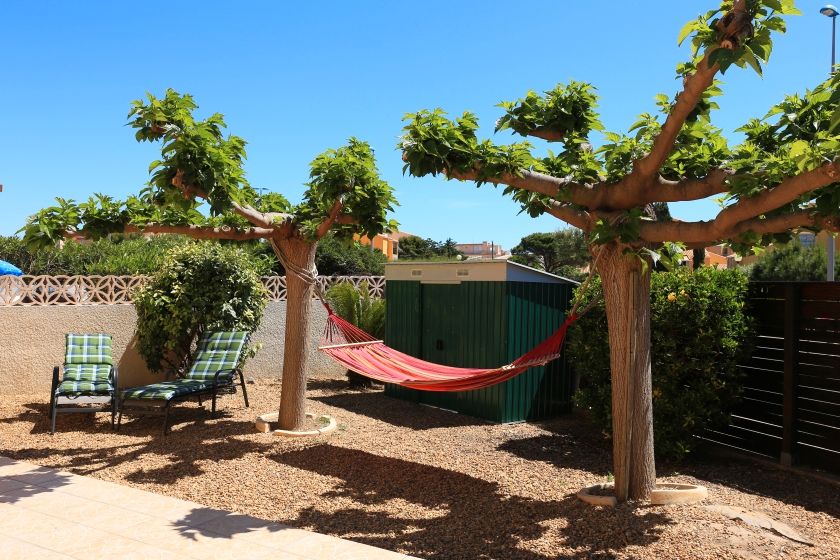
1;376;838;560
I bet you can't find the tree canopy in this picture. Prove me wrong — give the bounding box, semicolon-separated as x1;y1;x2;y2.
398;0;836;501
399;0;838;258
509;229;588;279
23;88;398;433
22;89;397;252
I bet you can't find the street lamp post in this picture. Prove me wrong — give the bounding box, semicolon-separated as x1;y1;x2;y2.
822;5;838;281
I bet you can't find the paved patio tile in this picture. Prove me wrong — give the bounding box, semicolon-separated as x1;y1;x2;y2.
0;456;413;560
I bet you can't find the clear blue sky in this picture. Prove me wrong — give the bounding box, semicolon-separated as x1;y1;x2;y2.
0;1;833;250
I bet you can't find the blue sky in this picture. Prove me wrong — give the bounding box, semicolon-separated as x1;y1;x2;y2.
0;1;834;250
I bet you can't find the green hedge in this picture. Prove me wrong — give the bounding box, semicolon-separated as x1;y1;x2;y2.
566;267;753;459
1;234;383;277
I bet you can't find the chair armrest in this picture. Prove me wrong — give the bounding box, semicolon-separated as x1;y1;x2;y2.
51;366;60;394
111;365;119;391
212;368;237;386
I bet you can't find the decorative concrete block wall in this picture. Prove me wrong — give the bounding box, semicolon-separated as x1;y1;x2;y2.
0;275;383;395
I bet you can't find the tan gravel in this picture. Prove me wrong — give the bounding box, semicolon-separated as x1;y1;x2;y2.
1;376;838;560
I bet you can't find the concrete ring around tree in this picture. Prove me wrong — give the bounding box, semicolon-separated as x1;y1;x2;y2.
576;482;707;507
649;482;708;505
254;412;337;437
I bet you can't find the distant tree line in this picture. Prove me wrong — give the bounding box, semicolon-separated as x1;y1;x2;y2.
509;228;589;281
0;234;386;276
396;236;463;260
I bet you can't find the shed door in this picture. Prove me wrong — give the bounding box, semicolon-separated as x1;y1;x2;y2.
420;284;460;366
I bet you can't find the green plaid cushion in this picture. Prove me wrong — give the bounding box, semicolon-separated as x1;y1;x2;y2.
65;334;113;365
121;380;211;401
59;379;113;396
186;331;248;382
63;364;112;383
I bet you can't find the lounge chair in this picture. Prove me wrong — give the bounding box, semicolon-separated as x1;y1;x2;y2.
117;331;250;434
50;333;119;434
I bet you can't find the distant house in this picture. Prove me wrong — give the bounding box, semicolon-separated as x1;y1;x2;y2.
681;244;738;269
455;241;509;260
356;231;416;261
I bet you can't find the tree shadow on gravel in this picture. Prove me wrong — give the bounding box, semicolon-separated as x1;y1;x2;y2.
270;444;671;560
1;399;271;483
312;391;488;430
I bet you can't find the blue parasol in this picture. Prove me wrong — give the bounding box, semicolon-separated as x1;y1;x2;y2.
0;260;23;276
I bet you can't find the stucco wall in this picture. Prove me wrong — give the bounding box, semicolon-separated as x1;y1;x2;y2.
0;301;344;395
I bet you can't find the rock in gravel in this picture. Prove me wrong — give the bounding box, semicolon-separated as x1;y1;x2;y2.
704;504;814;546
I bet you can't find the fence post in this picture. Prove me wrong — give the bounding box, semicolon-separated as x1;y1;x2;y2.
781;284;800;467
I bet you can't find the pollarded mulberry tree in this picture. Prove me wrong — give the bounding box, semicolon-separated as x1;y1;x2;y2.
24;90;397;432
400;0;839;500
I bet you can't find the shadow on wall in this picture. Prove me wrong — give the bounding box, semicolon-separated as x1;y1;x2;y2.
117;334;158;389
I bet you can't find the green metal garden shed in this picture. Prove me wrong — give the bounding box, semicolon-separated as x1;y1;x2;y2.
383;260;577;423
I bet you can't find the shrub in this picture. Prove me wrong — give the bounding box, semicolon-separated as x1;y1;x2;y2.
325;280;385;387
566;267;753;459
749;239;834;281
134;243;268;374
314;235;387;276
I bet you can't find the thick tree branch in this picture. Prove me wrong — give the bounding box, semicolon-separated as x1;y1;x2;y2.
634;53;719;179
638;160;840;244
527;127;566;142
545;201;591;230
651;169;733;203
315;199;344;239
122;223;274;240
333;215;358;225
447;168;600;208
714;160;840;232
170;171;275;229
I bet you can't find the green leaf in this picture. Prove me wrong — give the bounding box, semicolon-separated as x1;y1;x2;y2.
677;20;697;46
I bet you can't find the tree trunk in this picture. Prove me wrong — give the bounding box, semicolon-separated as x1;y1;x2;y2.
274;236;318;431
692;248;704;270
596;243;656;501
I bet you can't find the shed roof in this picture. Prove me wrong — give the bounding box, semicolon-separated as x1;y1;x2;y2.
385;260;578;285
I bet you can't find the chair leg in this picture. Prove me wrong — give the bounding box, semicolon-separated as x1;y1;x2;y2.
238;370;250;408
197;395;202;407
162;402;171;436
211;389;218;418
50;395;58;435
116;399;124;432
110;396;116;430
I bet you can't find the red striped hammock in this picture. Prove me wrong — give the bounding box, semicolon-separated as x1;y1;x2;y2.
319;309;578;392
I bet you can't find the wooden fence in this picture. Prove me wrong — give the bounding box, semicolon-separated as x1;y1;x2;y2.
702;282;840;473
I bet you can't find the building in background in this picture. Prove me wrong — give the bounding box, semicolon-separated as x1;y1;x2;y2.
455;241;509;260
356;231;417;261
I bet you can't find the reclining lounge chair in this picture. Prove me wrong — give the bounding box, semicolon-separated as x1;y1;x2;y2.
50;333;118;434
118;331;250;434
